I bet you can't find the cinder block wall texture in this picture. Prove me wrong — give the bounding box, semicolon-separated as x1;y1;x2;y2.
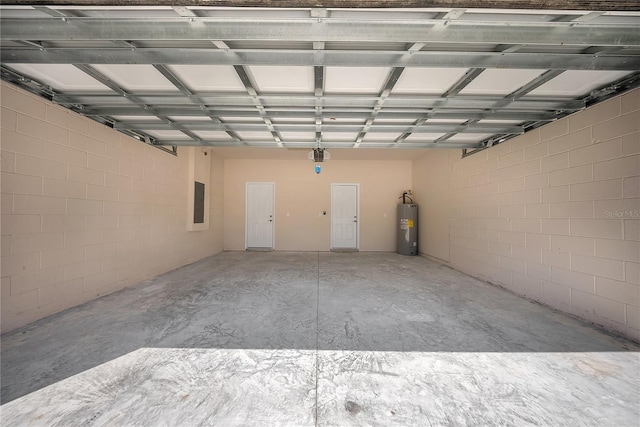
414;88;639;341
1;82;224;333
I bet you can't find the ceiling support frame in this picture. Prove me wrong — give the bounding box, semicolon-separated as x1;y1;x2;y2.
3;48;638;71
112;122;524;134
356;66;405;147
3;17;639;46
51;93;586;110
233;64;283;146
152;64;243;144
312;9;327;149
72;64;199;144
78;108;560;122
2;0;639;10
436;69;566;144
2;6;638;151
394;67;486;144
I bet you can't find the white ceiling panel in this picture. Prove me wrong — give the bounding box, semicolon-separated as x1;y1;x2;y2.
91;65;179;92
249;66;314;93
374;118;419;124
527;70;633;97
8;64;110;92
393;68;470;95
218;116;265;123
322;132;360;141
111;115;162;121
404;133;447;142
272;118;315;124
429;119;468;125
460;69;546;95
168;65;246;92
279;132;316;141
325;118;366;124
193;131;234;140
145;130;192;140
325;67;390;94
363;133;402;141
168;116;213;122
234;131;274;140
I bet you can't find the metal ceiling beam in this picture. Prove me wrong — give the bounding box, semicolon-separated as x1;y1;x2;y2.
160;140;484;149
113;122;524;134
1;7;636;154
435;69;566;144
391;64;486;141
314;66;324;97
79;107;558;122
443;68;485;98
52;93;585;110
2;1;638;10
73;64;199;142
370;43;520;144
312;8;326;147
152;64;242;143
3;48;639;71
233;64;283;146
508;69;566;99
2;18;639;46
314;65;324;145
462;71;640;157
356;66;405;146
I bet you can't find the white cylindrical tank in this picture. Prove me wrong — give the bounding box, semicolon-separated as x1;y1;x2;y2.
397;204;418;256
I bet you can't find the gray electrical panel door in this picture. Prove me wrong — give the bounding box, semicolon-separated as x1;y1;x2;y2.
397;204;418;256
194;181;205;224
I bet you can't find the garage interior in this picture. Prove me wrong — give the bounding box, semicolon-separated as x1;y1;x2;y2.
1;1;639;425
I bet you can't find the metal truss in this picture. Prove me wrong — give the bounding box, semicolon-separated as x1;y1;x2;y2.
1;5;639;152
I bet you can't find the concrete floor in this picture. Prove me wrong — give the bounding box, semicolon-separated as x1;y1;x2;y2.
1;252;638;426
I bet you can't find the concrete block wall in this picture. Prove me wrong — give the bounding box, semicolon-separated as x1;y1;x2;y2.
413;88;639;341
1;82;224;333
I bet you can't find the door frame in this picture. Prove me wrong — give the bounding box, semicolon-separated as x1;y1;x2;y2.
330;183;360;250
245;182;276;250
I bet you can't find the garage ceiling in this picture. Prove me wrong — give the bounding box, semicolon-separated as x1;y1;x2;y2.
1;4;639;156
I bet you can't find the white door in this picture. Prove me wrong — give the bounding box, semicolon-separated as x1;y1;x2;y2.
246;182;274;249
331;184;359;249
